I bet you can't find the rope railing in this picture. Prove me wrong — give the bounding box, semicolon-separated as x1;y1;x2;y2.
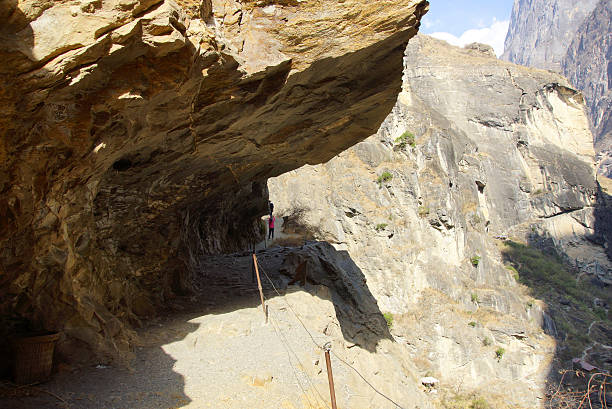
255;257;407;409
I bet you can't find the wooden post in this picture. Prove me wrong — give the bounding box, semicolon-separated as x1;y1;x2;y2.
252;254;266;319
324;344;338;409
251;249;256;283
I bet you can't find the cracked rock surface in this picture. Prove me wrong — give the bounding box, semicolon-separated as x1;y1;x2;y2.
0;0;428;365
269;35;609;406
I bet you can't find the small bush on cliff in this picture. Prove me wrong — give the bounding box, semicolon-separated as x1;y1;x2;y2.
505;265;519;281
394;131;415;149
495;347;505;361
374;223;388;231
482;337;492;346
471;293;479;304
418;206;430;217
470;397;491;409
470;255;481;266
377;171;393;187
440;394;492;409
383;312;393;329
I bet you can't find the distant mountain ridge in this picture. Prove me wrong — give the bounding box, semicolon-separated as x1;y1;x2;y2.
501;0;599;72
502;0;612;176
563;0;612;175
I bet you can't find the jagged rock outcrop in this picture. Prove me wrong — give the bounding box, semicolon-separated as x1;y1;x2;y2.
563;0;612;176
270;35;610;406
0;0;428;367
501;0;598;72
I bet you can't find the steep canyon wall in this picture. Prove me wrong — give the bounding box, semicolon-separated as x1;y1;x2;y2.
502;0;612;176
270;36;610;405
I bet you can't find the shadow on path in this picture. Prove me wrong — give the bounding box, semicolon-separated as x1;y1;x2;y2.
0;241;390;408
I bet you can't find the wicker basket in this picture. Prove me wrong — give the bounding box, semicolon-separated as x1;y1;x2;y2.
12;332;60;384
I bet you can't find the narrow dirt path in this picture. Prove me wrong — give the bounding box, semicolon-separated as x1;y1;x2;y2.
1;244;415;409
0;247;327;409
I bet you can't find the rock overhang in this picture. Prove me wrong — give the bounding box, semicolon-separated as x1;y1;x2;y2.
0;0;429;362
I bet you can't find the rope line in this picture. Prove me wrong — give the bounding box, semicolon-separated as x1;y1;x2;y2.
266;306;332;409
256;259;407;409
267;311;318;409
257;262;324;349
329;350;406;409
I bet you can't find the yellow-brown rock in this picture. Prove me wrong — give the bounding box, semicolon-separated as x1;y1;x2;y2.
0;0;428;367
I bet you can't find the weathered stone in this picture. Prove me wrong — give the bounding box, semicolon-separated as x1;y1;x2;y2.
563;0;612;176
502;0;612;177
0;0;428;365
269;35;605;406
502;0;599;72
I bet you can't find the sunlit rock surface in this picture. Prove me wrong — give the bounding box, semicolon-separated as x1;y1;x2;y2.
0;0;428;365
563;0;612;176
502;0;612;176
270;35;608;406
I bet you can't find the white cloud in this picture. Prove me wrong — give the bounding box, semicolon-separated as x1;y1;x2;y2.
421;16;440;30
429;19;509;57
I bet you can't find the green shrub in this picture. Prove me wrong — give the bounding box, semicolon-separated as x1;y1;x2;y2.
594;307;607;320
374;223;388;231
471;293;479;304
502;241;589;303
470;256;481;267
505;265;519;281
418;206;430;217
377;171;393;186
495;347;505;361
470;397;491;409
468;321;477;327
482;337;492;346
471;214;482;225
394;131;415;149
440;394;491;409
383;312;393;329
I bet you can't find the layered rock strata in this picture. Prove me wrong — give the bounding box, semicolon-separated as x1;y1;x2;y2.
270;35;609;406
563;0;612;176
502;0;612;177
0;0;428;366
501;0;599;72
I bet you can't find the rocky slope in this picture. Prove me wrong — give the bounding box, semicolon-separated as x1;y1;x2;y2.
0;0;428;369
270;35;611;406
563;0;612;176
502;0;612;177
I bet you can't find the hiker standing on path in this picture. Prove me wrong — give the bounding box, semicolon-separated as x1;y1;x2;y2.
268;214;275;239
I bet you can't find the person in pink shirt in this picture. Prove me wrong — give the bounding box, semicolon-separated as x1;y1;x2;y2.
268;215;275;239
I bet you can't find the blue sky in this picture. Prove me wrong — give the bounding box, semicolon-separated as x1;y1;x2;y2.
421;0;514;56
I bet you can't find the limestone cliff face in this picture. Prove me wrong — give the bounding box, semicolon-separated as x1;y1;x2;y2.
502;0;612;177
270;35;607;405
0;0;428;364
563;0;612;176
501;0;598;73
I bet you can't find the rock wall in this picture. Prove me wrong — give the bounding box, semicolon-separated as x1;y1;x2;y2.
269;35;608;406
563;0;612;176
501;0;598;72
0;0;428;365
502;0;612;177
